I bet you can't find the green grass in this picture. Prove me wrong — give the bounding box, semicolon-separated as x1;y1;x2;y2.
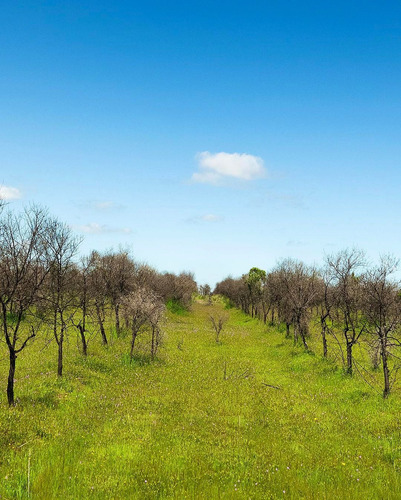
165;299;189;315
0;299;401;498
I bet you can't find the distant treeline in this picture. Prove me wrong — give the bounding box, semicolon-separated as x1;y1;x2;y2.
0;202;197;405
214;252;401;399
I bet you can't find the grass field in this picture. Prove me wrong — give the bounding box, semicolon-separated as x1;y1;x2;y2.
1;298;401;499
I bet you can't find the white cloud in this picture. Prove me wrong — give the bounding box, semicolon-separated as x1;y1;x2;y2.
286;240;306;247
0;185;22;200
92;201;117;210
201;214;221;222
74;223;132;235
192;152;266;185
78;200;125;211
186;213;224;224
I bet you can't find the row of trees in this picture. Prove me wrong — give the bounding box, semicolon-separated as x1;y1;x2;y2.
214;250;401;398
2;200;399;403
0;203;197;405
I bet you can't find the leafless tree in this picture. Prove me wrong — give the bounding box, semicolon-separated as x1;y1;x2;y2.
276;287;294;339
45;220;81;376
87;251;109;345
326;249;366;375
199;284;211;297
362;256;401;397
264;271;282;325
209;313;229;343
121;286;165;362
71;256;94;356
153;271;197;310
214;271;287;326
148;301;165;358
0;206;51;405
274;259;319;350
316;269;336;358
214;276;250;314
102;250;137;336
135;264;158;290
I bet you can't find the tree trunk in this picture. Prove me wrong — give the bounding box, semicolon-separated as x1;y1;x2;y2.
115;304;120;336
7;349;16;406
380;336;390;398
263;311;268;324
81;296;87;356
321;323;328;358
286;322;291;338
58;334;64;377
346;342;353;375
96;303;108;345
78;325;87;356
299;322;309;351
300;330;309;351
130;331;137;362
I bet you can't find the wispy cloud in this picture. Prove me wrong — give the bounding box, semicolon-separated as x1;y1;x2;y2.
78;200;125;211
186;213;224;224
91;201;121;211
192;152;266;185
248;190;307;210
0;185;22;200
74;223;132;235
287;240;306;247
265;192;306;209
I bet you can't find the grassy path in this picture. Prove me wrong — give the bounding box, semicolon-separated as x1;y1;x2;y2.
1;299;401;498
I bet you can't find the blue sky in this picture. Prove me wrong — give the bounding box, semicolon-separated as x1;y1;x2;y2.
1;1;401;286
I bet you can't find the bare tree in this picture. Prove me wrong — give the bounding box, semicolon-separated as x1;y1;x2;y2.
209;313;229;343
153;271;197;311
216;271;279;325
148;300;165;358
0;206;51;405
135;264;158;290
199;283;212;305
264;271;282;325
276;287;294;339
214;276;250;314
326;249;366;375
362;256;401;397
199;284;211;297
45;220;81;376
102;250;137;336
71;256;93;356
87;251;109;345
274;259;319;350
121;286;165;362
316;269;335;358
